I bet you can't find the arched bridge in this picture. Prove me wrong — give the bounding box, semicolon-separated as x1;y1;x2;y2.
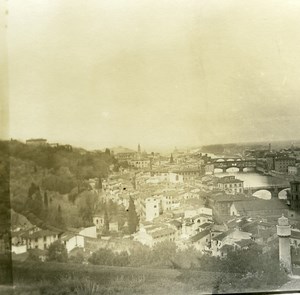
244;185;290;198
209;158;257;172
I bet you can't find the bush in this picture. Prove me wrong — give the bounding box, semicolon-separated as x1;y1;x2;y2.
88;248;129;267
181;243;289;292
46;241;68;263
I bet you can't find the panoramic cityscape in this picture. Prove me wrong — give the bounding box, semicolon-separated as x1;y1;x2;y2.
2;0;300;294
2;139;300;293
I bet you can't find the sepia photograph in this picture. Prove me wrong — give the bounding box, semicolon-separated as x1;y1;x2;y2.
1;0;300;294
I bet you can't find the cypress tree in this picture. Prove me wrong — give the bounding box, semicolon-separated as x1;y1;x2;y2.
44;191;48;209
97;177;102;189
28;182;38;198
56;205;64;228
170;154;174;164
32;190;43;217
127;197;139;234
103;204;109;232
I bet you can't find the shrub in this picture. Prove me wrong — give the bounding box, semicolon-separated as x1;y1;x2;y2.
46;241;68;263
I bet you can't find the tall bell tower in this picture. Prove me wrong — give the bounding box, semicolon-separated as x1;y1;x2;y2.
277;215;292;273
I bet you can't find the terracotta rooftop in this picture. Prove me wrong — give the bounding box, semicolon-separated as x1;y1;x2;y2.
150;227;176;239
212;229;234;241
190;229;211;243
21;229;59;239
199;222;212;229
233;199;287;214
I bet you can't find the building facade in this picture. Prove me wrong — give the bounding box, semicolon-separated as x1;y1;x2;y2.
217;176;244;194
289;181;300;210
140;197;160;222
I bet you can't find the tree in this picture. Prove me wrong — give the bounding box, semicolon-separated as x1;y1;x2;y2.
56;204;64;228
47;240;68;263
104;205;109;232
192;243;288;292
88;248;129;266
31;190;44;218
151;241;177;267
68;187;78;204
69;251;85;264
97;176;102;189
28;182;38;198
170;154;174;164
76;191;100;223
44;191;48;209
132;175;138;190
27;250;42;262
127;197;139;234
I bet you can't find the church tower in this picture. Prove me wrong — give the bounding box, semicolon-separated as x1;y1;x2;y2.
138;144;141;154
277;215;292;273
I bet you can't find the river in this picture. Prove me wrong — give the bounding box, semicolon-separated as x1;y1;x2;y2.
214;168;290;200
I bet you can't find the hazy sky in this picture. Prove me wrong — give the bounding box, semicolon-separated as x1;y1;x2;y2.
6;0;300;151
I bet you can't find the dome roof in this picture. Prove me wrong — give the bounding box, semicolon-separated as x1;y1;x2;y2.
278;214;289;226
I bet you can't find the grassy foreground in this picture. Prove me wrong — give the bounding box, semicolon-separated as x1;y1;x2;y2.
0;260;293;295
2;261;227;295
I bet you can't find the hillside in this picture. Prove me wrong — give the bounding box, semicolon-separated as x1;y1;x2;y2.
7;140;119;230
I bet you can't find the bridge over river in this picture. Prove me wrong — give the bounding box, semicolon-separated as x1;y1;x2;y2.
244;184;290;198
208;158;257;172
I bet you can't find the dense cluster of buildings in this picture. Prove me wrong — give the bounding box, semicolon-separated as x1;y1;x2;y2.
86;145;300;261
10;222;97;261
245;144;300;176
7;143;300;269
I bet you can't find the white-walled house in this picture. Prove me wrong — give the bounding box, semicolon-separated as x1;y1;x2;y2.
217;176;244;194
145;172;183;184
130;159;151;169
79;226;97;238
161;195;181;212
11;244;27;254
181;213;213;239
22;228;60;250
168;172;184;184
134;224;176;247
210;228;252;257
60;233;85;253
189;229;211;252
184;207;212;219
140;197;160;222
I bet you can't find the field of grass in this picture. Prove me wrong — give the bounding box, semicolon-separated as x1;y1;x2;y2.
0;259;293;294
3;261;229;295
